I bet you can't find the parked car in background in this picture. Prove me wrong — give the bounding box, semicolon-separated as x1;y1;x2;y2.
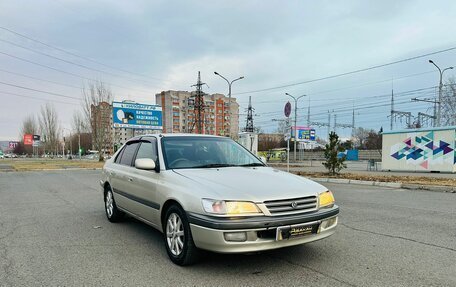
100;134;339;265
0;151;4;159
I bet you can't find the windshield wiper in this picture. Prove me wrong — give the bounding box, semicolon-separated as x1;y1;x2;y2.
238;163;265;167
193;163;236;168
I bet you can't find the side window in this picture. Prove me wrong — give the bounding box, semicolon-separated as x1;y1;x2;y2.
135;141;158;163
119;142;139;166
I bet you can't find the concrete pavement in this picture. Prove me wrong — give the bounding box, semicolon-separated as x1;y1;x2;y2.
0;170;455;286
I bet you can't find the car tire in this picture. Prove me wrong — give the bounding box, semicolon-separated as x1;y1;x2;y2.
104;186;124;222
163;205;200;266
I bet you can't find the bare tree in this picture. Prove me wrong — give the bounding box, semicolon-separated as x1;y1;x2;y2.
441;77;456;126
275;120;289;134
353;127;372;149
39;102;60;155
72;111;86;158
20;115;38;138
82;81;113;161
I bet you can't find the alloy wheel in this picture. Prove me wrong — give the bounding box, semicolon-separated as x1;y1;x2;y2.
166;213;185;256
106;190;114;218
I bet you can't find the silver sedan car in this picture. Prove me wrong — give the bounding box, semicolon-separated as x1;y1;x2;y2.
101;134;339;265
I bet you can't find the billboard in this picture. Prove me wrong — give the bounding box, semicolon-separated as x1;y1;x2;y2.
112;102;162;130
9;141;19;149
291;126;316;141
33;135;41;147
24;134;33;145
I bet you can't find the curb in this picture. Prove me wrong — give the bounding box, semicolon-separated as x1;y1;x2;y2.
309;177;455;193
401;183;456;193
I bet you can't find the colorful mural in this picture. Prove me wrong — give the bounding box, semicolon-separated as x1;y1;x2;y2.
382;128;456;172
390;131;455;169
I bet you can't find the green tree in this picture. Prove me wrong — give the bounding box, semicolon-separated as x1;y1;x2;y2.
323;132;346;175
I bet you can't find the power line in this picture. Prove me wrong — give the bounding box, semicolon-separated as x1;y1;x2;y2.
0;91;79;106
0;68;81;90
0;37;164;88
0;68;155;101
0;81;81;100
255;98;431;129
237;69;437;105
235;46;456;95
255;85;439;118
254;93;432;126
0;25;164;81
0;50;156;95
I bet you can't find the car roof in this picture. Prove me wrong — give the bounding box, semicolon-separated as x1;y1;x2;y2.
140;133;225;139
122;133;228;144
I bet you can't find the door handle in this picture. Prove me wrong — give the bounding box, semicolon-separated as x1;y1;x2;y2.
128;177;133;182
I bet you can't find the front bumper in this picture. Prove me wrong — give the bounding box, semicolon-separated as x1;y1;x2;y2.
188;206;339;253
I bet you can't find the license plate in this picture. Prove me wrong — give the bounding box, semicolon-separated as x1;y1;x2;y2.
276;222;319;241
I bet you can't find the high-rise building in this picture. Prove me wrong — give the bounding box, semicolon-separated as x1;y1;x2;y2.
156;90;239;137
90;101;113;154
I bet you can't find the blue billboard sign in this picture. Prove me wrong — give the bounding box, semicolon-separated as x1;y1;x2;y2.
291;126;316;141
112;102;162;130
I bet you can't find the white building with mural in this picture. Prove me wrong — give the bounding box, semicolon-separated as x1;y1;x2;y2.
382;126;456;173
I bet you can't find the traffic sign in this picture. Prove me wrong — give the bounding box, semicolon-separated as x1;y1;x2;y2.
284;102;291;118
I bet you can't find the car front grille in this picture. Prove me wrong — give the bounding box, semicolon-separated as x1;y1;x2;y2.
264;196;318;215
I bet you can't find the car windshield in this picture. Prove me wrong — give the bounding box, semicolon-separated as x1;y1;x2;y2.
162;136;264;169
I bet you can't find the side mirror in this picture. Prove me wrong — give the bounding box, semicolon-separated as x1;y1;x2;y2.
260;156;267;164
135;158;156;171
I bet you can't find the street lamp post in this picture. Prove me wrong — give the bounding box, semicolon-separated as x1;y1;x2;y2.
428;60;453;126
285;93;307;162
214;72;244;138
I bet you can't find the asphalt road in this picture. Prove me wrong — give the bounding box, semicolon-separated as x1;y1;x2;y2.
0;170;455;287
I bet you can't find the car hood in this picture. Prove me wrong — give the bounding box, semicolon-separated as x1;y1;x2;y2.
172;167;328;202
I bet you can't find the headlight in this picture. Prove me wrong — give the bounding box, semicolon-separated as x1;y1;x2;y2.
202;199;261;215
319;191;335;208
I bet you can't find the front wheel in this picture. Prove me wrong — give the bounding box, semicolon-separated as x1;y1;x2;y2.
164;205;200;265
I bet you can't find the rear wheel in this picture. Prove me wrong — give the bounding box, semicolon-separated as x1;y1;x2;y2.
104;186;124;222
163;205;200;265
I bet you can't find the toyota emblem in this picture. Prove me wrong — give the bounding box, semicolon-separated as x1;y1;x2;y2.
291;201;298;209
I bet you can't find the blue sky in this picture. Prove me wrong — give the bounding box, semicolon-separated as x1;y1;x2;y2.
1;0;456;140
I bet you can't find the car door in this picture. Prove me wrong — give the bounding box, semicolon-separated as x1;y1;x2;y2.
126;138;161;226
109;141;140;212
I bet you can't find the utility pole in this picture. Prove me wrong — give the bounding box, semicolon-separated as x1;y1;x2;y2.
429;60;453;126
390;89;413;129
332;112;355;136
327;112;331;141
191;72;206;134
351;108;355;139
285;93;307;162
214;72;244;138
307;97;311;126
411;97;438;127
390;90;394;130
244;96;254;132
308;111;331;143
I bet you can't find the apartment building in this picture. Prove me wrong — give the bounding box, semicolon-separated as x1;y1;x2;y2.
155;90;239;138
